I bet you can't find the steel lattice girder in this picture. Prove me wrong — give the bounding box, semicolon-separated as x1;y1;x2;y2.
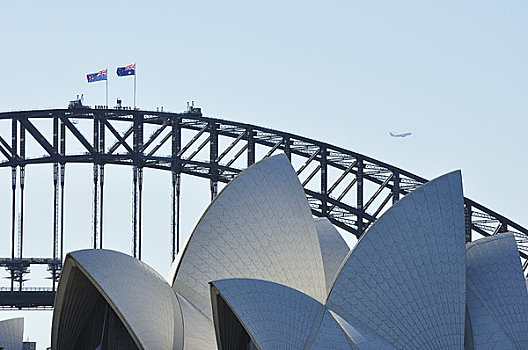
0;108;527;282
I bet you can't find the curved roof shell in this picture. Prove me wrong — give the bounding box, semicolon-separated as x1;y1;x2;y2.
175;293;217;350
466;233;528;348
52;249;183;350
314;217;350;297
210;278;352;350
0;317;23;350
327;171;466;349
172;154;327;318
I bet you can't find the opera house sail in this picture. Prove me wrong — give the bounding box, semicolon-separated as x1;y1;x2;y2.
51;154;528;349
0;318;24;350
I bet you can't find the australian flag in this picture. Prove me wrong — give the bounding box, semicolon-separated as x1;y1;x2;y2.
87;69;107;83
117;64;136;76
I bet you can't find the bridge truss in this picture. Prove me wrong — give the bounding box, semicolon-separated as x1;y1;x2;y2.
0;105;526;309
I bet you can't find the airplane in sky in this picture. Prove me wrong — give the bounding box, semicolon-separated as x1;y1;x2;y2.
390;132;412;138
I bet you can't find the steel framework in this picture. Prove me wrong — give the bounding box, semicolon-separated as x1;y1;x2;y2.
0;105;527;309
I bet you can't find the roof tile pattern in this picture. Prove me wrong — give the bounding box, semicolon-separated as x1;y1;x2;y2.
175;293;217;350
466;285;513;349
173;154;327;318
0;318;23;350
314;217;350;296
211;279;352;350
309;309;356;350
329;311;392;349
53;249;183;350
466;233;528;349
327;171;466;349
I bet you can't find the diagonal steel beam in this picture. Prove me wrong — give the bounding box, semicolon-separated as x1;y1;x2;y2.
327;161;357;195
224;144;248;169
108;124;134;154
263;137;284;159
141;118;171;152
216;132;245;163
296;149;320;175
302;164;321;187
0;135;13;160
0;143;11;160
364;174;393;211
147;131;173;157
59;116;95;155
18;117;55;155
103;119;134;154
186;136;211;161
178;125;208;157
371;192;393;218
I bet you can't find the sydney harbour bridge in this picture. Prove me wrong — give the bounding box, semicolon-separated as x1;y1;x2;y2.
0;102;527;310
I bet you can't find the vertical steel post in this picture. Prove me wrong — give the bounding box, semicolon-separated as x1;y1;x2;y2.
132;166;138;258
247;128;255;167
99;115;105;249
132;112;143;258
92;116;99;249
284;136;291;161
464;204;472;243
320;147;327;216
138;167;143;260
138;114;143;260
52;115;59;290
356;158;364;235
210;122;218;200
171;116;181;260
60;119;66;263
19;124;25;291
392;170;400;204
10;117;17;291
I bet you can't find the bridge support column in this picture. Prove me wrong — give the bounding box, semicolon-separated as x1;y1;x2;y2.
92;166;98;249
18;125;26;291
10;117;17;292
60;119;66;263
465;204;472;243
52;164;59;288
356;158;364;235
132;166;138;258
172;173;181;261
284;136;291;161
51;115;59;290
99;116;105;249
171;116;182;261
247;128;255;167
99;165;104;249
138;168;143;260
392;170;400;204
320;147;327;216
210;122;218;200
132;112;144;259
92;116;99;249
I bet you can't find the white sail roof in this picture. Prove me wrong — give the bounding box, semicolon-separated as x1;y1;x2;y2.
314;217;350;296
466;233;528;349
172;154;327;318
52;249;183;350
0;318;23;350
327;171;466;349
210;278;352;350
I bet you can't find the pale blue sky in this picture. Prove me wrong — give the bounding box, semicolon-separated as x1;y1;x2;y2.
0;1;527;348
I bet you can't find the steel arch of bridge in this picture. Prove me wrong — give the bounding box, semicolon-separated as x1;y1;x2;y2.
0;106;527;309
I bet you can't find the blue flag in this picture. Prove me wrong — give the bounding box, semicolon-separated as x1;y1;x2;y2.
117;64;136;76
87;69;107;83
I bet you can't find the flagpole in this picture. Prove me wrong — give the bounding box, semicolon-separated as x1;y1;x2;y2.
134;63;137;110
105;68;108;108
